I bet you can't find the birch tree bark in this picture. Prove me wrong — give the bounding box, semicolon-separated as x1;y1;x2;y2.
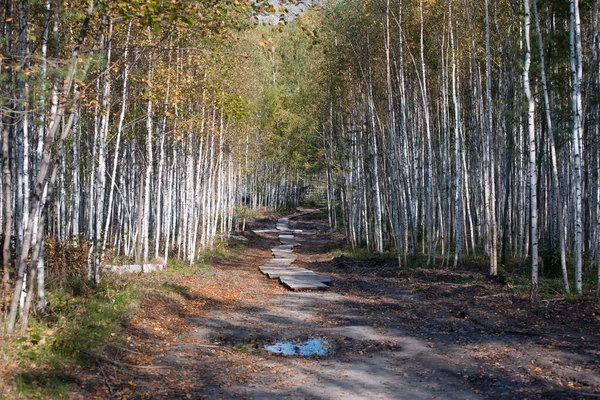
142;53;154;264
450;0;464;268
523;0;539;303
570;0;584;294
7;0;97;332
102;21;132;263
484;0;498;276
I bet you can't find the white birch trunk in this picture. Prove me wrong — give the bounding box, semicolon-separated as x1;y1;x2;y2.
570;0;584;294
524;0;539;303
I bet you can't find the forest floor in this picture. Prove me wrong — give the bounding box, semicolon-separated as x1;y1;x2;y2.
3;210;600;399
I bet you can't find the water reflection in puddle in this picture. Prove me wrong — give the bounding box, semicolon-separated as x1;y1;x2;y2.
264;338;333;356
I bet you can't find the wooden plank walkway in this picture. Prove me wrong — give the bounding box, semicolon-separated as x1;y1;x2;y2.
256;215;331;291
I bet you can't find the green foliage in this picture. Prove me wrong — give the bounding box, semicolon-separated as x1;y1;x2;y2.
236;13;327;181
232;343;257;354
497;267;515;288
3;278;138;398
330;245;396;261
195;241;242;266
110;0;251;33
541;240;563;279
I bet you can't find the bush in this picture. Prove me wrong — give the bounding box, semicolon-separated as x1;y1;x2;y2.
44;238;90;294
541;241;562;279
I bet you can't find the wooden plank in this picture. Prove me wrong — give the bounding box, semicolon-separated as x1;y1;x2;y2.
265;270;316;279
260;265;306;272
260;267;310;274
273;245;294;251
271;248;294;254
270;257;297;262
271;257;297;263
256;214;332;290
262;262;293;267
272;247;294;252
271;252;296;259
262;261;294;268
277;274;332;284
260;269;307;279
279;277;330;291
271;250;295;255
279;237;299;246
263;258;293;263
259;264;303;270
261;267;314;274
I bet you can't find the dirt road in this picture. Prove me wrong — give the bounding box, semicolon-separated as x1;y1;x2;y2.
82;211;600;399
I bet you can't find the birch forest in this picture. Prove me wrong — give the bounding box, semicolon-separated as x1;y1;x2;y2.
2;0;600;336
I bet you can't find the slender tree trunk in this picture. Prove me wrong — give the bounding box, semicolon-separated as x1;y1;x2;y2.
93;19;112;281
419;0;434;265
524;0;539;303
1;122;11;302
142;55;154;264
485;0;498;276
450;1;464;268
6;0;96;333
102;22;131;264
570;0;584;294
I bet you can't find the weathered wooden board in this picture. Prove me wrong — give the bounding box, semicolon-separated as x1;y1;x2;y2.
264;256;293;262
271;256;294;260
277;274;332;283
264;270;317;279
279;236;299;246
273;251;298;260
269;256;297;262
257;213;332;291
279;276;330;291
259;266;309;273
262;265;294;271
259;266;307;272
260;267;308;273
262;261;294;268
262;271;309;279
273;245;295;251
262;268;315;275
276;218;290;232
272;248;294;253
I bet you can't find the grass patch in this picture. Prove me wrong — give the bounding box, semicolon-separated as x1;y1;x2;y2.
232;343;257;354
0;278;139;398
13;371;79;399
2;239;245;398
330;245;396;260
195;240;244;266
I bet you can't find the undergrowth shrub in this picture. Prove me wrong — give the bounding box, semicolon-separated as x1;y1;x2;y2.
44;238;89;296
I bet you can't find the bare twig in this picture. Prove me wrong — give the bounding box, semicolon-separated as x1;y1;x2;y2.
97;360;114;397
91;339;142;354
83;351;169;370
475;293;508;299
539;297;566;303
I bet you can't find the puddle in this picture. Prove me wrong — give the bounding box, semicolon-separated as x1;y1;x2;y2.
264;338;333;356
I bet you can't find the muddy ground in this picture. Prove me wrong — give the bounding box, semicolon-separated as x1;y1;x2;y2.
74;211;599;399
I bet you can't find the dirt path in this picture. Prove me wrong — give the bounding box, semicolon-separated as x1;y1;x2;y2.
82;211;600;399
